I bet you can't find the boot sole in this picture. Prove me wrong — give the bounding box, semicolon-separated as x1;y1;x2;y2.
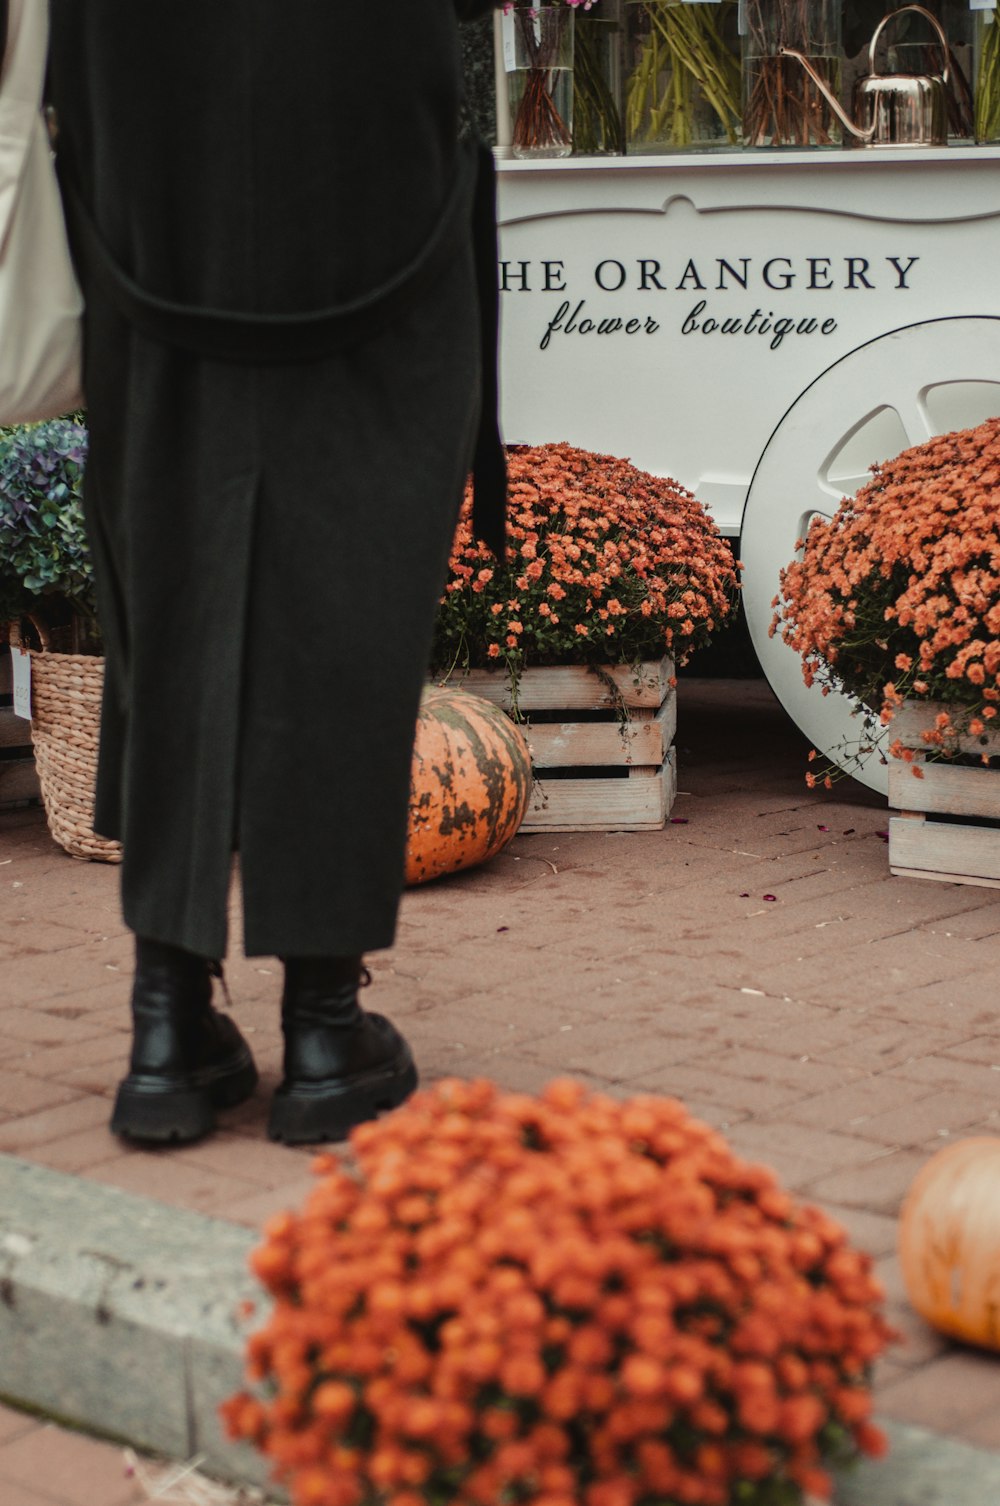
268;1052;418;1145
111;1048;259;1145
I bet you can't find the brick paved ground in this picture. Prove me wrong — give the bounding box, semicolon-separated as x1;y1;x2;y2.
0;1403;145;1506
3;676;1000;1503
0;1400;270;1505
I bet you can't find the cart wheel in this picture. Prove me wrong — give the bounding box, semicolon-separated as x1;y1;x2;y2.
740;316;1000;795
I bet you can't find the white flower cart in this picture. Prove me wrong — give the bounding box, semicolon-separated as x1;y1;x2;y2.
491;7;1000;793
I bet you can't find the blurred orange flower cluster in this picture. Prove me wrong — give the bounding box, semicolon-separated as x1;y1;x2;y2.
223;1078;891;1506
433;444;738;682
772;417;1000;781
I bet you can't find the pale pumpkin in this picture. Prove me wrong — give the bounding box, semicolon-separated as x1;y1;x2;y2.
898;1136;1000;1350
405;686;533;885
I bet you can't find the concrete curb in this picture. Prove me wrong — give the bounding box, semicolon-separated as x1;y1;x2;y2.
837;1423;1000;1505
3;1154;1000;1504
0;1154;269;1490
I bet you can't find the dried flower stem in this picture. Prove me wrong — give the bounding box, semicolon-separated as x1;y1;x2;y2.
511;8;574;155
742;0;840;146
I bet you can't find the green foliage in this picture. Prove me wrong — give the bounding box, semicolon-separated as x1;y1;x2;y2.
0;417;96;635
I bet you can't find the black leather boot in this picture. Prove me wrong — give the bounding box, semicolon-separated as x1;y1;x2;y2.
110;938;258;1144
268;957;417;1144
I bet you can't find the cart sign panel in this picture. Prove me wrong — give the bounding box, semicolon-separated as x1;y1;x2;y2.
496;151;1000;537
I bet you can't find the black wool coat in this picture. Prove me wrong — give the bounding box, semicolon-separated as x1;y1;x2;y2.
47;0;504;960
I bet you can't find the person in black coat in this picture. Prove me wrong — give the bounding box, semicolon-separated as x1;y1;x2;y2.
45;0;504;1146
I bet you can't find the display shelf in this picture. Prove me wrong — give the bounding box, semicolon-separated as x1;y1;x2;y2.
495;142;1000;169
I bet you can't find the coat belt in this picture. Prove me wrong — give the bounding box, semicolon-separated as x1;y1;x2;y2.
61;136;507;558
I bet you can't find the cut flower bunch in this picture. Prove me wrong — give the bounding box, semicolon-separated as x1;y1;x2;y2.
434;443;738;687
223;1077;892;1506
504;1;599;158
772;416;1000;782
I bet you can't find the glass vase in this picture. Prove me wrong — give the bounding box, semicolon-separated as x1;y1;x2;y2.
623;0;740;153
976;4;1000;142
574;0;625;155
506;5;575;159
741;0;843;148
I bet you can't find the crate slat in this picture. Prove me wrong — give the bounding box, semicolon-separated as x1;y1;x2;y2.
888;698;1000;888
887;759;1000;821
524;696;676;770
889;814;1000;886
447;657;674;713
437;659;677;832
889;863;1000;890
523;749;676;833
891;701;1000;759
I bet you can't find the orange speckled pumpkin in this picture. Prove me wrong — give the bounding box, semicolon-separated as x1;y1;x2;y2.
405;686;532;886
898;1136;1000;1350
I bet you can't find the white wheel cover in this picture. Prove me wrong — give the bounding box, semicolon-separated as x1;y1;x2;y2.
740;317;1000;794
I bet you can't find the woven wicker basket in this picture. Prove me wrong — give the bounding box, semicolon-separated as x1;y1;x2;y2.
12;623;122;863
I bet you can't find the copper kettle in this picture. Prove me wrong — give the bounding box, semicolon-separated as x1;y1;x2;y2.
781;4;950;149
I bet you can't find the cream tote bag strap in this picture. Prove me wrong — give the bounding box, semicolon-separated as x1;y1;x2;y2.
0;0;84;425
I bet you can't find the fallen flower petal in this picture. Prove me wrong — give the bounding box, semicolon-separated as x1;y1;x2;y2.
763;894;777;902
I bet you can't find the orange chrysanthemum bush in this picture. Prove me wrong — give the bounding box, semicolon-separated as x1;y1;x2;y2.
433;445;738;685
772;417;1000;781
222;1079;892;1506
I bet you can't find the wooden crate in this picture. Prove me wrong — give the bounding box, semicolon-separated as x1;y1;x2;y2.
445;657;676;832
0;651;39;807
888;701;1000;888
